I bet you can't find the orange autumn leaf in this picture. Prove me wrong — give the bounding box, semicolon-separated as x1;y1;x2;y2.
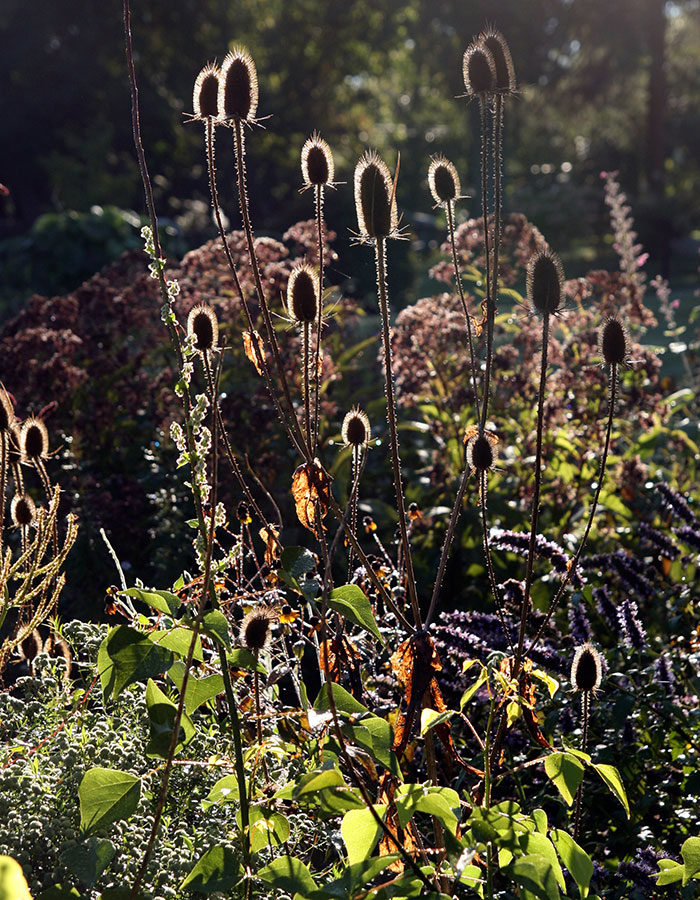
291;459;332;533
243;330;265;375
259;525;281;567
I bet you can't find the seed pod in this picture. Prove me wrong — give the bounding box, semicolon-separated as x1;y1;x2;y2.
286;265;320;324
240;608;275;653
462;41;497;98
192;63;220;119
527;249;565;316
342;408;370;449
354;151;397;240
428;155;461;206
599;316;629;366
187;304;218;353
571;642;603;693
11;493;36;528
479;28;516;94
218;48;258;122
20;417;49;461
301;133;335;187
466;431;497;472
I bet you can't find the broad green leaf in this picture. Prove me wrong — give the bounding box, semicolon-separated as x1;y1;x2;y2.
420;708;454;736
314;682;369;716
59;839;114;887
202;775;240;811
168;661;224;715
257;856;317;895
460;663;488;707
551;830;592;899
591;763;629;818
459;864;484;895
281;547;316;579
341;806;387;865
124;588;179;616
150;627;203;662
357;715;402;779
510;853;561;900
98;626;173;700
201;610;231;648
328;585;383;643
249;809;290;853
544;753;584;807
395;784;460;835
78;768;140;835
533;809;548;834
682;837;700;884
227;647;266;674
180;846;240;893
144;678;194;758
313;856;401;898
0;856;32;900
519;834;566;892
37;889;82;900
655;859;685;886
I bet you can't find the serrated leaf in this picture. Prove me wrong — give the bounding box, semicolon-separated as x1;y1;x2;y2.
341;806;387;865
98;626;173;701
168;661;224;715
257;856;317;895
124;588;179;616
591;763;629;818
544;753;584;807
551;829;592;899
328;585;383;643
681;837;700;884
78;768;140;835
150;627;203;662
180;845;240;893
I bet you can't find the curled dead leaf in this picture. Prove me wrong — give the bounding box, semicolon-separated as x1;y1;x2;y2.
243;330;265;375
259;525;281;567
291;459;332;533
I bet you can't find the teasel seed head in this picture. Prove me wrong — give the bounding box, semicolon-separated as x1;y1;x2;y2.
354;151;398;240
342;407;370;449
192;63;220;120
301;132;335;187
0;385;15;433
571;642;603;693
428;155;461;206
527;249;565;316
286;264;320;324
187;304;219;353
11;493;36;528
479;28;516;94
20;417;49;461
240;607;275;653
218;48;258;122
465;428;498;473
599;316;630;366
462;41;497;98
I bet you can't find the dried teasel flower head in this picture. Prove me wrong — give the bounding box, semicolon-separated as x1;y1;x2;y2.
192;63;220;120
0;385;15;433
428;155;461;207
20;417;49;461
571;642;603;693
240;607;275;653
462;40;497;99
301;132;335;188
342;407;370;449
464;426;498;473
599;316;630;367
354;151;398;240
286;264;320;324
11;493;36;528
218;47;258;122
527;249;565;316
478;27;516;95
187;304;219;353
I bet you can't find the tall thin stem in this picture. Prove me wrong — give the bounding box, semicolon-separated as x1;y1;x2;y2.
374;237;421;627
303;322;312;452
312;184;325;456
479;98;494;432
573;690;590;841
491;93;504;375
480;470;515;654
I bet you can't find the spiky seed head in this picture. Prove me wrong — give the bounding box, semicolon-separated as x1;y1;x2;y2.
354;151;398;240
20;417;49;460
462;42;497;98
218;48;258;122
600;316;629;366
479;28;516;94
342;408;370;448
193;63;220;119
286;265;320;324
571;642;603;693
240;607;274;653
527;250;565;316
301;133;335;187
187;304;218;353
428;156;461;206
466;432;496;472
0;386;14;433
11;493;36;528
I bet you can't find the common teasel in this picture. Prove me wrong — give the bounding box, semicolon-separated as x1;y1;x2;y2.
599;315;631;366
286;264;320;325
570;642;603;693
11;493;36;528
186;304;218;353
218;47;259;123
0;385;14;433
353;151;398;240
20;417;49;461
240;607;275;653
342;407;370;449
301;132;335;189
465;427;498;473
192;63;220;120
478;27;516;95
526;249;565;316
428;155;461;207
462;40;497;98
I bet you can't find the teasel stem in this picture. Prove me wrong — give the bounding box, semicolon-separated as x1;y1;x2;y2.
0;432;7;554
312;184;324;456
424;725;449;889
491;93;503;372
303;321;313;452
480;470;515;653
252;649;269;782
573;690;590;841
483;696;497;897
374;236;421;627
232;119;311;464
33;458;57;556
526;364;618;655
479;98;494;432
204;120;305;460
346;445;364;580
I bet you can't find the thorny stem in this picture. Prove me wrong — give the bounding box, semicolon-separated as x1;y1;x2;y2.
573;689;590;842
347;446;363;581
480;470;515;654
483;697;496;898
479;98;494;432
0;433;6;554
374;237;421;627
527;364;618;655
491;93;503;388
303;322;312;452
313;184;324;456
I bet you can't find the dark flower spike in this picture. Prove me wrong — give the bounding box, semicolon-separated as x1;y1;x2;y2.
186;303;218;353
462;41;497;99
301;132;335;189
353;150;399;241
571;642;603;693
218;47;259;123
20;417;49;461
617;598;647;651
599;315;631;366
11;493;36;528
478;27;516;95
428;155;462;207
192;63;220;120
342;407;371;449
240;607;275;653
527;249;565;316
286;264;320;325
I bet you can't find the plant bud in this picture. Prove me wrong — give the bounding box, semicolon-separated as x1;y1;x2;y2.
301;133;334;187
218;48;258;122
20;417;49;461
193;64;220;119
187;304;218;353
428;156;461;206
462;42;497;98
342;408;370;449
527;250;564;316
240;608;274;653
599;316;629;366
466;431;496;472
11;493;36;528
354;151;397;240
286;265;320;324
479;28;516;94
571;642;603;693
